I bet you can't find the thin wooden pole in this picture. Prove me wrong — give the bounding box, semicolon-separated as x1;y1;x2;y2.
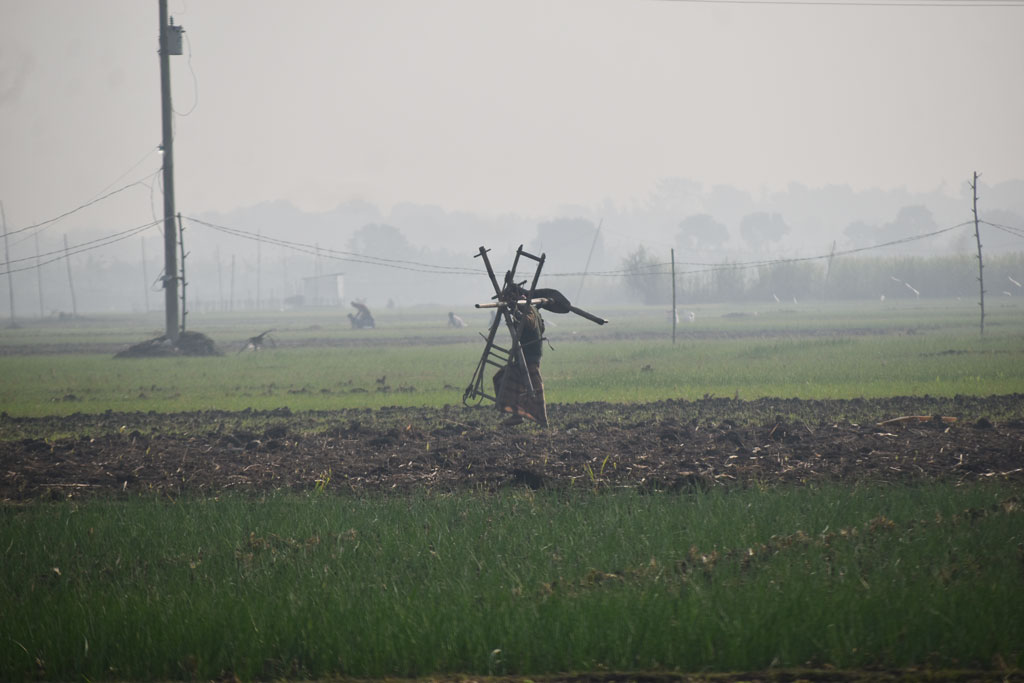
35;232;44;318
177;213;187;333
256;229;262;310
1;201;14;326
141;237;150;313
671;248;677;345
63;234;78;317
281;250;289;304
971;171;985;336
823;240;836;302
575;218;602;304
216;246;223;311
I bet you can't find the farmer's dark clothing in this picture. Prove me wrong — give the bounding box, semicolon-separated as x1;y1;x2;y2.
494;305;546;427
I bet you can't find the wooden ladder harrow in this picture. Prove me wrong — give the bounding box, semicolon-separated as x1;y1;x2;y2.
462;244;608;409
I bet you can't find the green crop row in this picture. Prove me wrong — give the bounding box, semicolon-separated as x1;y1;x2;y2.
2;323;1023;417
1;297;1018;348
2;483;1021;679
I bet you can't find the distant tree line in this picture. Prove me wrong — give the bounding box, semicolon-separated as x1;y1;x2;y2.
620;251;1024;305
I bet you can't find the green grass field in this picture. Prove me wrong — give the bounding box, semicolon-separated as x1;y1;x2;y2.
1;299;1023;416
2;484;1021;680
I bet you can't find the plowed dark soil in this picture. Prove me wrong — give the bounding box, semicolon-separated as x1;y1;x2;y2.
3;395;1022;500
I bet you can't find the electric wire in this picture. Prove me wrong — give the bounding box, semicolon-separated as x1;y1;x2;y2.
981;220;1024;239
546;221;974;277
190;218;482;275
0;213;988;281
0;219;163;277
85;147;163;208
184;215;974;281
4;221;165;266
172;30;199;118
184;216;485;276
3;170;163;244
654;0;1024;7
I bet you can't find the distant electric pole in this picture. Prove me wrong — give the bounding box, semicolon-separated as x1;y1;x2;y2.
35;233;44;317
63;235;78;317
158;0;183;340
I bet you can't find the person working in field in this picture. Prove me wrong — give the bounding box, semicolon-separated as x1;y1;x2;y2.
462;245;608;428
493;301;547;427
348;301;375;329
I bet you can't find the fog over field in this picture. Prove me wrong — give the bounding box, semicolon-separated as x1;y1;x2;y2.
1;1;1022;314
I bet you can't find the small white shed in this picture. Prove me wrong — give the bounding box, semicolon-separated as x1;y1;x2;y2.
302;272;344;306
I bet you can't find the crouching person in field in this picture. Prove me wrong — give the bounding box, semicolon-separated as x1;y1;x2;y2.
493;303;547;427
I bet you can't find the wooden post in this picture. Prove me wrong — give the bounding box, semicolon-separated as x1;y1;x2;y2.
177;213;187;333
1;200;14;325
1;201;14;326
575;218;602;304
63;234;78;317
36;232;45;318
281;250;289;304
671;248;677;345
256;229;262;310
823;240;836;302
141;236;150;313
970;172;984;336
216;246;223;311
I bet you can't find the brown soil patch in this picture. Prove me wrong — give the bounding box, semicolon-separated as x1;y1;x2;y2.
113;330;222;358
2;395;1021;501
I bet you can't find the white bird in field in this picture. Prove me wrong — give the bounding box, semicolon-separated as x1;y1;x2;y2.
904;282;920;298
1009;276;1022;288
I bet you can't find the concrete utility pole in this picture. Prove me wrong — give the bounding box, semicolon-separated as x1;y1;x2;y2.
158;0;181;341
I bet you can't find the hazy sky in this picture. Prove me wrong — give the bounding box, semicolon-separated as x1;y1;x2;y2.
2;0;1022;237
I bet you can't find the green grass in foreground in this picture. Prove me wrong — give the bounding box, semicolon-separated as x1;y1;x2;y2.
2;483;1021;679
